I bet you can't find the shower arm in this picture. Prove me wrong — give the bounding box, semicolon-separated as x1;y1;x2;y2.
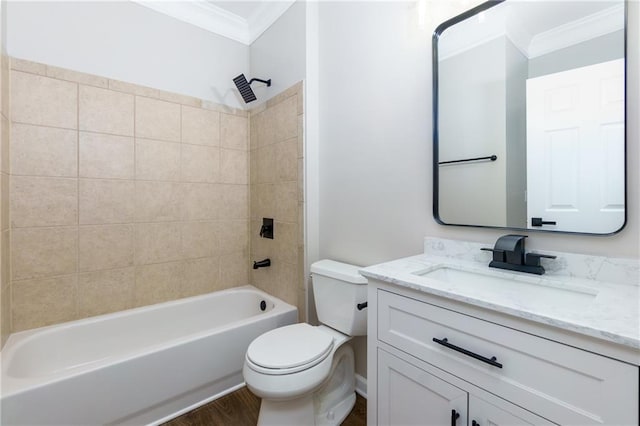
249;78;272;87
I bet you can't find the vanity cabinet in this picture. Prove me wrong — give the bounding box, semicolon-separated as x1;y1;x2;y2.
377;348;552;426
367;280;640;425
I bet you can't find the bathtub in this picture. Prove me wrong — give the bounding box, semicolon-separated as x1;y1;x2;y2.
0;285;297;425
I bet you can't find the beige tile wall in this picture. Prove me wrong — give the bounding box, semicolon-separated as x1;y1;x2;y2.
250;82;305;320
8;58;250;332
0;45;11;347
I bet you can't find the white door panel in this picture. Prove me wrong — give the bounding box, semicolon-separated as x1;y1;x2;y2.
526;58;625;233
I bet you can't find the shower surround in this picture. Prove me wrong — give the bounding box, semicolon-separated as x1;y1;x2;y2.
0;58;306;341
6;58;251;333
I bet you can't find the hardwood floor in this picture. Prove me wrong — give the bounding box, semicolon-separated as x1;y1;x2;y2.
163;387;366;426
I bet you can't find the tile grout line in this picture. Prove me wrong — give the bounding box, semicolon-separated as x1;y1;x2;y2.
75;81;80;320
7;57;14;334
6;174;269;185
179;104;184;296
218;110;223;287
247;112;252;280
133;95;138;307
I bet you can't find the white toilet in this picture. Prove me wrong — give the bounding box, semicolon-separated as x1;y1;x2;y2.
243;259;368;426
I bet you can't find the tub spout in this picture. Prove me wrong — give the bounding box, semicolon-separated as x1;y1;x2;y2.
253;258;271;269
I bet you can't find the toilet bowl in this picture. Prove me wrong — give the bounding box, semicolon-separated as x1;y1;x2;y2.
243;260;367;426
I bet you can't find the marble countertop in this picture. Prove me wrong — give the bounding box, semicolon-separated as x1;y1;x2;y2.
360;254;640;350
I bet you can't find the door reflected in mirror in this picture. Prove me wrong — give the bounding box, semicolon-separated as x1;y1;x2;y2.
433;0;626;234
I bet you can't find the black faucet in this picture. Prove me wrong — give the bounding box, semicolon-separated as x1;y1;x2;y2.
481;235;556;275
253;258;271;270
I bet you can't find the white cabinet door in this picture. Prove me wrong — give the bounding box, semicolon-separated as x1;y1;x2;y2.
469;394;556;426
377;349;467;426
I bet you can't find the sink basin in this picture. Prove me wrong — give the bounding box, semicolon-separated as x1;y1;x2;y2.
415;266;598;311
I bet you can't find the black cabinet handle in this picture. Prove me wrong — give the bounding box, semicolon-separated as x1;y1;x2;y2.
472;421;480;426
531;217;557;227
451;409;460;426
357;302;368;310
433;337;503;368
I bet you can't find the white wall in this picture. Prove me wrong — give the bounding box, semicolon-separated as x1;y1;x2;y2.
505;38;528;229
6;1;249;109
318;1;432;267
250;1;306;106
1;0;5;53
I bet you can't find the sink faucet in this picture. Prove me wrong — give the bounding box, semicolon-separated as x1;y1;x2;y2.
481;235;556;275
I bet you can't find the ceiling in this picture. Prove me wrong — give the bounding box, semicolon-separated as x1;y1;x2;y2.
132;0;296;45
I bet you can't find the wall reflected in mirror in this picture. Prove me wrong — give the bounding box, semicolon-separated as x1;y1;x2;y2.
434;0;626;234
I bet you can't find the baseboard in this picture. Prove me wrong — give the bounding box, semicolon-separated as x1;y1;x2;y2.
354;374;367;399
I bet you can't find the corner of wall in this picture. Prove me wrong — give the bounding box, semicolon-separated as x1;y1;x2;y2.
0;0;12;349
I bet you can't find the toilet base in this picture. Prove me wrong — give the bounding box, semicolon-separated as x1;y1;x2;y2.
256;344;356;426
256;388;356;426
257;395;315;425
315;391;355;426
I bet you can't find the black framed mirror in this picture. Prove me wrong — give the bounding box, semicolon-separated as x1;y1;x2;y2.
433;0;627;235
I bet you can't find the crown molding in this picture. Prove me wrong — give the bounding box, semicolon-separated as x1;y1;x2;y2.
527;4;624;58
247;1;296;43
132;0;295;45
438;3;623;62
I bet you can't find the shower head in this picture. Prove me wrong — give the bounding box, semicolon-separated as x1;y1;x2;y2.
233;74;271;103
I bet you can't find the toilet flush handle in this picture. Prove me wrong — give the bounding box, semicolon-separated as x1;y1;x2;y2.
357;302;368;310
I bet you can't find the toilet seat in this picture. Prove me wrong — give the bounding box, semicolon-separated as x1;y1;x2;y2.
246;323;334;375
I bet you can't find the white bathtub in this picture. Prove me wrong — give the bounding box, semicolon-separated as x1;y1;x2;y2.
0;285;297;425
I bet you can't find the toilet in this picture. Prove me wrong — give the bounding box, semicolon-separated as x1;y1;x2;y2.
243;259;368;425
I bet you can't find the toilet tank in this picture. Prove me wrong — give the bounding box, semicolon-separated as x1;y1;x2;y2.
310;260;368;336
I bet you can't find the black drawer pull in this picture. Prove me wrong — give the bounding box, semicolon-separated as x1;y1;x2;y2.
433;337;503;368
451;409;460;426
472;421;480;426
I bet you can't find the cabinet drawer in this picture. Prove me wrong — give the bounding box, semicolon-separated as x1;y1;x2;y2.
377;290;639;425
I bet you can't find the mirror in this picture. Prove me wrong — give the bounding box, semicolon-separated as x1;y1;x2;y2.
433;0;626;234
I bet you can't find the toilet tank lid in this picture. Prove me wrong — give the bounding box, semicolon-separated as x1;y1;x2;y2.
310;260;368;284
